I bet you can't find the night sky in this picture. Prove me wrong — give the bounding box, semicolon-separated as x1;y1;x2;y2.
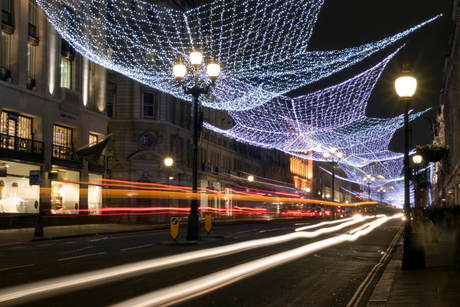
195;0;454;153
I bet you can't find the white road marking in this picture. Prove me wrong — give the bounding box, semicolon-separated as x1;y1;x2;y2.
0;264;35;271
120;244;152;251
57;252;106;261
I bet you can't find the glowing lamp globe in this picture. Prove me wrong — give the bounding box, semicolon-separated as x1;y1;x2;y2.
207;63;220;78
395;76;416;98
164;158;173;166
413;155;422;164
190;51;203;66
248;175;254;182
172;63;186;79
323;152;330;159
336;152;343;159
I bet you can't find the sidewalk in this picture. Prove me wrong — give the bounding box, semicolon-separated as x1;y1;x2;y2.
369;225;460;307
0;224;169;246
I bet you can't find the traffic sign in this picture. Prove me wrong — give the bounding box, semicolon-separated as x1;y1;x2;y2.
204;213;212;234
170;216;180;241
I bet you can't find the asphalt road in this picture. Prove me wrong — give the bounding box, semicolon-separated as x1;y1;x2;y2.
0;216;402;307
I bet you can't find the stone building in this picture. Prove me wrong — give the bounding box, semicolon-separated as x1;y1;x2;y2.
440;0;460;207
0;0;108;216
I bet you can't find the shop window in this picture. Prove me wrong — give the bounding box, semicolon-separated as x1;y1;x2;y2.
27;43;36;90
50;169;79;214
143;92;157;119
60;57;72;89
0;162;40;214
88;174;102;214
0;112;32;152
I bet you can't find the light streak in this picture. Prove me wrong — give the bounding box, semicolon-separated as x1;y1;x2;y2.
0;215;383;304
113;216;396;307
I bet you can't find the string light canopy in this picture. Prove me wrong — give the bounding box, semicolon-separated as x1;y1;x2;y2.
204;49;426;166
36;0;441;111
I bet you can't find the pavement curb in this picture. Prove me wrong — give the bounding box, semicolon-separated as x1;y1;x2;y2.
28;224;170;242
367;239;403;307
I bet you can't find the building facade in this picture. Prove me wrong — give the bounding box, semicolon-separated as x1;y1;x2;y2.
440;0;460;207
0;0;108;216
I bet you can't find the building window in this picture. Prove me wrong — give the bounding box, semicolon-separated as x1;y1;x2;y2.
143;92;157;119
28;0;36;25
1;32;11;71
53;125;72;148
60;57;72;89
27;43;36;89
28;0;37;37
1;0;12;25
0;112;32;151
106;80;116;118
89;134;98;145
107;0;114;21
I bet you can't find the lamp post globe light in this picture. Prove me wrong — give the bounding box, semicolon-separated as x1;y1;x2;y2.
363;175;375;202
173;51;220;241
323;148;343;219
395;64;425;269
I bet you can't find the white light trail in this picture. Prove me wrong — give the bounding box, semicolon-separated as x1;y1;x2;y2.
0;215;369;304
114;216;396;307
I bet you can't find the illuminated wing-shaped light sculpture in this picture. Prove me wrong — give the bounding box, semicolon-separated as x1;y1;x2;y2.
36;0;440;111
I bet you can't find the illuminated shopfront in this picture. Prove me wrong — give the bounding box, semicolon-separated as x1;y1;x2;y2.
50;169;79;214
88;174;102;214
0;162;40;213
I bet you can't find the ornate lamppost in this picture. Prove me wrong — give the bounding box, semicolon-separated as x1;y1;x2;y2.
395;64;425;269
363;174;375;202
413;154;422;223
164;157;173;208
173;50;220;240
323;148;343;219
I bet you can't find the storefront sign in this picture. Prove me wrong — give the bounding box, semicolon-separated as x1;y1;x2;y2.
29;170;43;185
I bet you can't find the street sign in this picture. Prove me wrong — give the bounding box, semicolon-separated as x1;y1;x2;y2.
29;170;43;186
170;216;180;241
204;213;212;234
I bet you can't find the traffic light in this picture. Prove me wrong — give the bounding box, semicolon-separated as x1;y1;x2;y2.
356;195;361;199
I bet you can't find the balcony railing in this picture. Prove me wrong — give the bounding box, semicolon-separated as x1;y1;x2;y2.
52;145;81;161
0;134;43;156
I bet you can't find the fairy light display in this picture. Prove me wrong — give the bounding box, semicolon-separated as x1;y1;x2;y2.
35;0;441;206
35;0;440;111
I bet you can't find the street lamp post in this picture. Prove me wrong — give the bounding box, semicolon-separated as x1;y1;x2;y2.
363;175;375;202
395;64;425;269
164;158;173;208
173;51;220;240
413;154;422;228
377;188;386;203
323;148;343;219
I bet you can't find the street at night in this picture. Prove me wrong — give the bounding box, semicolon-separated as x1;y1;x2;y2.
0;216;402;307
1;0;460;306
